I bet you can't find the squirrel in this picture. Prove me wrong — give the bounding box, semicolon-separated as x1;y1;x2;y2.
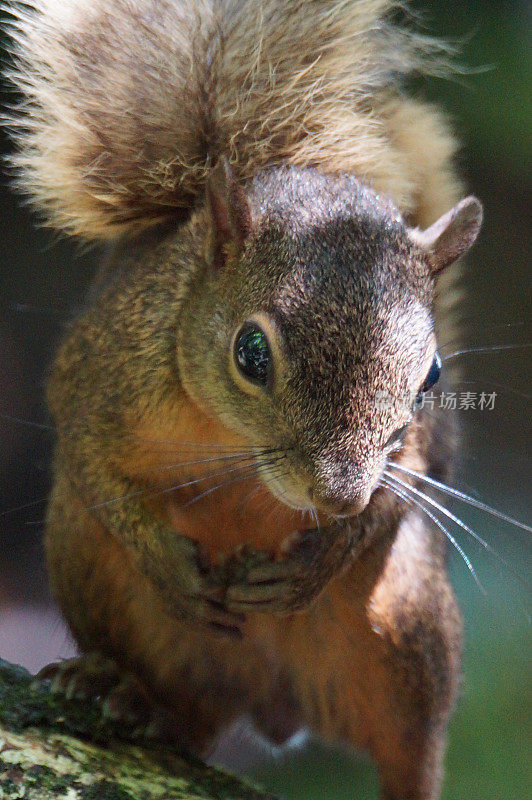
3;2;484;799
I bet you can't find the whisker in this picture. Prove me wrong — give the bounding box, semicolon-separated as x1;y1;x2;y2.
237;483;264;514
443;343;531;362
0;495;49;518
438;321;524;354
378;477;485;593
158;457;278;496
0;411;277;455
179;456;289;509
178;460;287;510
0;412;52;431
151;441;273;452
300;506;317;528
158;447;282;473
23;460;289;527
383;470;530;593
89;454;287;512
388;463;532;533
0;444;283;519
252;469;294;529
453;380;531;401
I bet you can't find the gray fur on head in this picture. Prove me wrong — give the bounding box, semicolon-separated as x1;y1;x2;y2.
178;167;438;513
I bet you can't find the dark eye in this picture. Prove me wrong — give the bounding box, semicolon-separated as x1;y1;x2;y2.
234;323;271;387
422;351;442;392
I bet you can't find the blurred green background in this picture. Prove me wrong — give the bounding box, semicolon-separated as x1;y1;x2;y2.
0;1;530;799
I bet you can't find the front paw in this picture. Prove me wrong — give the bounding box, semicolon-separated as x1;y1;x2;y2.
222;521;355;613
144;530;246;636
155;520;355;631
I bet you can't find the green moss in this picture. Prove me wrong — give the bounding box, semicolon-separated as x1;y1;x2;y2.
0;777;22;798
0;658;276;800
77;781;134;800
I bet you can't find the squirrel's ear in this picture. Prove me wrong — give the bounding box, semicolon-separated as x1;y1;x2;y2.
205;157;253;270
408;196;483;275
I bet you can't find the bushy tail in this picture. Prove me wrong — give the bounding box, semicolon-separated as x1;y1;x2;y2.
3;0;460;240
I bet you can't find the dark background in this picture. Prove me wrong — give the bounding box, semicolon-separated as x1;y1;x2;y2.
0;2;530;798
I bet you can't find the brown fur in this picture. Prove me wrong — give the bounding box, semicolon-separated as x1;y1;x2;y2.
40;172;471;799
3;3;482;799
5;1;460;238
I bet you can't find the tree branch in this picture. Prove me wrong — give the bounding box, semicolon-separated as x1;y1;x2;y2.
0;658;277;800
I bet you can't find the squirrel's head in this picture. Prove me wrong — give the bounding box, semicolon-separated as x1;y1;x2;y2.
177;162;482;518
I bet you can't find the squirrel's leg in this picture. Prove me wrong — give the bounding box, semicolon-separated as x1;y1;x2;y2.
44;469;271;756
284;511;462;800
36;653;181;740
53;450;348;627
349;512;461;800
49;453;249;632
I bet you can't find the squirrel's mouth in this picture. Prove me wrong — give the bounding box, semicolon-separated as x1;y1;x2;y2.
257;466;316;511
263;477;310;511
259;464;373;519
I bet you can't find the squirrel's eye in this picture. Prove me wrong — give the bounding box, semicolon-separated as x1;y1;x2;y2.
234;323;271;387
414;352;442;408
422;351;442;392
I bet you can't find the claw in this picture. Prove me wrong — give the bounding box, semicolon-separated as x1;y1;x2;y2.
34;653;121;701
178;592;245;637
33;652;181;743
245;559;301;584
220;522;354;615
226;581;296;606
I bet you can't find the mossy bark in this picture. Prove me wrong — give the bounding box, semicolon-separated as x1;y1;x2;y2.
0;659;276;800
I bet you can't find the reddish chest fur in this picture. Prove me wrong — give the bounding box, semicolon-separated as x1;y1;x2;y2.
120;393;313;560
